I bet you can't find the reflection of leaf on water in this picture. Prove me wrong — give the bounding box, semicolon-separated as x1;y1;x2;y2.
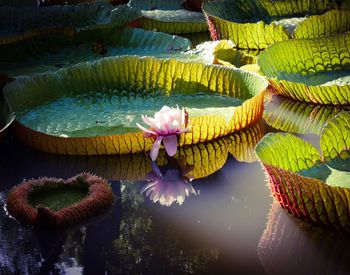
264;94;346;135
258;202;350;275
256;112;350;232
141;159;196;207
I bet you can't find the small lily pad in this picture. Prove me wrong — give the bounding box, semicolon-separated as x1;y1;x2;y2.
6;173;114;228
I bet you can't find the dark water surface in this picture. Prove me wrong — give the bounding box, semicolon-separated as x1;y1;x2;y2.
0;122;350;274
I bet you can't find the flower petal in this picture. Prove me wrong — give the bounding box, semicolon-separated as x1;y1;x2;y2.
150;136;163;161
136;123;157;135
163;135;178;157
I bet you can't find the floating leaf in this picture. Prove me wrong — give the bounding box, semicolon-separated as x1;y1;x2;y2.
264;94;347;134
6;173;114;227
203;0;349;49
3;56;267;155
294;9;350;39
256;112;350;232
321;112;350;168
184;40;257;66
0;27;191;77
0;3;141;44
128;0;208;34
128;0;183;10
259;32;350;105
139;9;208;34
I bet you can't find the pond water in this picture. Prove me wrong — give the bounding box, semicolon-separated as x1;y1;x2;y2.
1;115;350;274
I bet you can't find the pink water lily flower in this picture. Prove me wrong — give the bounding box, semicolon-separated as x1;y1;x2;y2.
136;106;190;161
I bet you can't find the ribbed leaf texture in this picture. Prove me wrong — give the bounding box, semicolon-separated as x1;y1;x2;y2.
256;112;350;232
203;0;350;49
259;32;350;105
4;56;267;155
0;27;191;77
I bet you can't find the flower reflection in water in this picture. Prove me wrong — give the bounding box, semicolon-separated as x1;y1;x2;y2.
141;157;196;207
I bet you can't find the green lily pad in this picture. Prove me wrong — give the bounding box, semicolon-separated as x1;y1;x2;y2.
258;32;350;105
203;0;349;49
264;94;347;134
129;0;208;34
3;56;267;155
29;184;89;212
0;27;191;77
0;3;141;43
256;112;350;232
128;0;183;10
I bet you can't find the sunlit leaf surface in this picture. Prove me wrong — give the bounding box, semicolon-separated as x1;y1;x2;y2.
203;0;350;49
259;32;350;105
3;56;267;155
256;112;350;232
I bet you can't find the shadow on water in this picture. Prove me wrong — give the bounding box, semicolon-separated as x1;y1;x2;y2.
0;116;349;274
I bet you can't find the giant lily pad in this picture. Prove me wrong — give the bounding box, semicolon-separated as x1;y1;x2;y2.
3;56;267;155
264;94;348;135
258;32;350;105
203;0;350;49
185;40;257;66
0;27;191;77
6;173;114;227
128;0;208;34
256;112;350;232
0;3;141;45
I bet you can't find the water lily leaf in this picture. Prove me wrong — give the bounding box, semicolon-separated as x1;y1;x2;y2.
258;32;350;105
0;27;191;77
139;9;208;34
0;3;141;44
128;0;207;34
184;40;257;66
294;9;350;39
264;94;346;135
256;112;350;232
203;0;347;49
128;0;183;10
321;112;350;169
3;56;267;155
